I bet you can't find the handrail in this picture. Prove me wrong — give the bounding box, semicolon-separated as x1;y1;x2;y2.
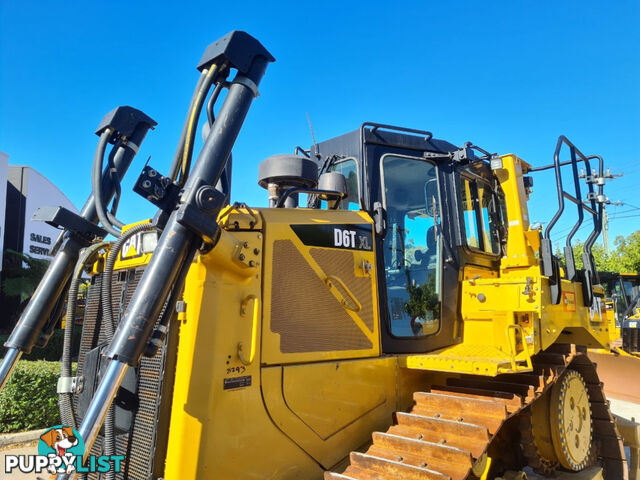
505;324;533;372
534;136;606;306
276;187;345;208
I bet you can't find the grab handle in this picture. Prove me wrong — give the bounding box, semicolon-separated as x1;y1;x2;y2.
325;275;362;313
238;295;259;365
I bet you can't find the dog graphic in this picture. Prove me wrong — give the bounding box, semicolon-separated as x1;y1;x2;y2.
40;426;78;456
40;426;79;473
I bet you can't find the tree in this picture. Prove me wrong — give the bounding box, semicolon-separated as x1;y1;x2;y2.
2;250;50;301
558;230;640;274
612;230;640;272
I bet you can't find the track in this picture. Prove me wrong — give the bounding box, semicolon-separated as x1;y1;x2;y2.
325;345;628;480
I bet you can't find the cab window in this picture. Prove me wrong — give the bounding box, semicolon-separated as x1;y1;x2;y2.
381;155;441;338
327;158;360;210
460;177;505;255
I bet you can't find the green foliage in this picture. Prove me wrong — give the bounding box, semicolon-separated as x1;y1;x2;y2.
0;328;82;361
559;230;640;274
0;360;65;432
78;280;89;298
404;275;440;319
612;230;640;272
2;250;50;301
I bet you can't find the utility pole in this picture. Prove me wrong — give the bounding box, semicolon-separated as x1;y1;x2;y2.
602;206;610;255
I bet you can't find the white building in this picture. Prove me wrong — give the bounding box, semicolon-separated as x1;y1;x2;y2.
4;164;78;261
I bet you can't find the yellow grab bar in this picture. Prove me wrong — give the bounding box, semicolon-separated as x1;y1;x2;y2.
238;295;259;365
505;324;533;371
324;275;362;313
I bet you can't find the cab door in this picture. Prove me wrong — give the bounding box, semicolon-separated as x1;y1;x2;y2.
373;151;461;353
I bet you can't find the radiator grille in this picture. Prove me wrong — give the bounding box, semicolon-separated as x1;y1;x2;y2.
75;268;176;480
270;240;372;353
309;248;375;330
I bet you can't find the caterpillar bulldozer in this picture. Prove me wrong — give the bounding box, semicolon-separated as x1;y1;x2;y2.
0;31;636;480
601;272;640;354
588;271;640;409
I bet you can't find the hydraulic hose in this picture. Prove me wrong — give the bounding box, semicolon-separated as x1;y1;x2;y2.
92;129;122;237
59;241;110;428
177;64;220;186
102;223;158;339
100;222;157;478
168;71;208;182
206;82;225;126
104;140;125;229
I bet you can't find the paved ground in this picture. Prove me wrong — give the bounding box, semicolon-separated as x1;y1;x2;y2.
0;440;40;479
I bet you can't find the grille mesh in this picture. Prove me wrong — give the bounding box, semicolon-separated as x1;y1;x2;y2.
309;248;375;330
76;268;174;480
270;240;372;353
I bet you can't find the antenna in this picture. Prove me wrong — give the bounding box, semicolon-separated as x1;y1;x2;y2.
305;112;318;155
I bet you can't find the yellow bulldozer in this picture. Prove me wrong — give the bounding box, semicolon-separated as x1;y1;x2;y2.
0;31;637;480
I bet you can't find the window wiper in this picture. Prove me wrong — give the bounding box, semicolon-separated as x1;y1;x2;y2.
431;195;457;267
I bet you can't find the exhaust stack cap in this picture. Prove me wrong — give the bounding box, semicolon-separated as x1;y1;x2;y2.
258;154;317;207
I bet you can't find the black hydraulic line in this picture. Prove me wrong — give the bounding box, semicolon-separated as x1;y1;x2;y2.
93;132;125;237
105;140;125;229
178;64;221;186
206;82;225;125
102;224;157;339
2;112;155;357
168;71;208;181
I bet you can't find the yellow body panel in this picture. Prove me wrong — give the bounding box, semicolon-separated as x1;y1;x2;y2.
164;227;324;479
262;358;396;469
164;208;393;479
259;207;381;365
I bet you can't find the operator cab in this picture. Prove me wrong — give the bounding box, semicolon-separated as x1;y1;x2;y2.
258;123;508;354
307;123;508;354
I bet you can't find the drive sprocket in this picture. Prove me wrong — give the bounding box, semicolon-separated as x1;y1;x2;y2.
549;369;593;470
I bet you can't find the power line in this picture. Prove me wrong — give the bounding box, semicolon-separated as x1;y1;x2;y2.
609;208;640;215
608;213;640;220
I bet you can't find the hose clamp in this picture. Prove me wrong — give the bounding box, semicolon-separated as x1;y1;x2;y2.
235;76;260;98
57;376;83;394
124;140;139;153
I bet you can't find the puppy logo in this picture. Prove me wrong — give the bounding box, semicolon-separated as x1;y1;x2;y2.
37;425;84;474
40;426;78;456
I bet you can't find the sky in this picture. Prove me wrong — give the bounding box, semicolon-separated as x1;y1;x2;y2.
1;0;639;251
